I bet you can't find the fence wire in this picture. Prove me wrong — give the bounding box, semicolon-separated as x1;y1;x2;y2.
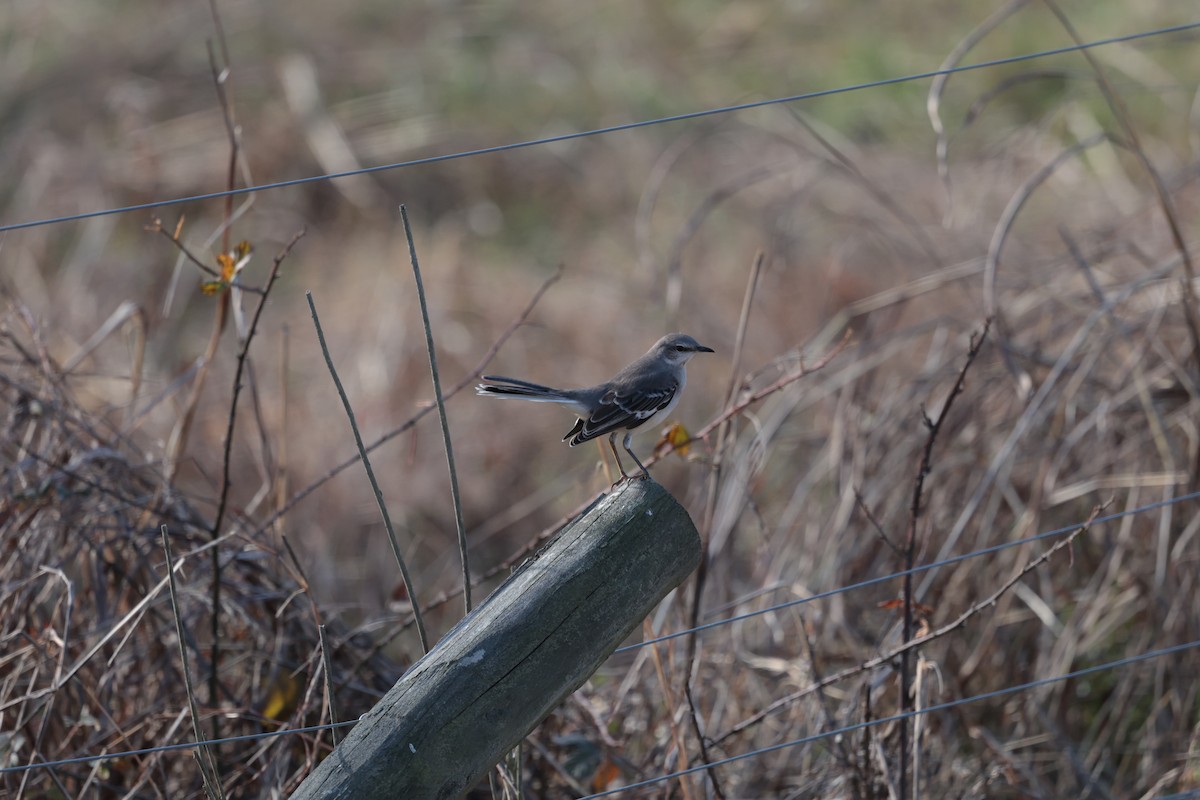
9;640;1197;793
579;639;1200;798
1;20;1198;234
0;719;355;777
5;489;1198;780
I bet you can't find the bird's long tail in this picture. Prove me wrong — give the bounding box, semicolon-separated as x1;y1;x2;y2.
475;375;573;404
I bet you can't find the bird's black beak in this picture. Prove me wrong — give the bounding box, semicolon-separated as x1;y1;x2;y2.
696;344;715;353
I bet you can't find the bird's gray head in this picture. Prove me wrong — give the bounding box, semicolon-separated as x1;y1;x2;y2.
652;333;715;366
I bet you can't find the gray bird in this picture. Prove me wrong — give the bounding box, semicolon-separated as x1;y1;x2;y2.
476;332;715;479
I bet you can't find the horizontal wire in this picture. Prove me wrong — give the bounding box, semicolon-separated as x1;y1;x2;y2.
582;639;1200;798
5;489;1195;777
0;719;357;776
2;20;1198;234
10;640;1195;784
616;489;1200;655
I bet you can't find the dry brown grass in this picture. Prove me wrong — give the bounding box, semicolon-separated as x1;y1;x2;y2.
0;313;402;796
4;3;1200;798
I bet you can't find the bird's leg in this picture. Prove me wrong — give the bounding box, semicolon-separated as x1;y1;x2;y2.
622;432;651;480
607;432;631;481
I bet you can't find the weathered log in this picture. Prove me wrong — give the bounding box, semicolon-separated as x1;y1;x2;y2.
291;478;701;800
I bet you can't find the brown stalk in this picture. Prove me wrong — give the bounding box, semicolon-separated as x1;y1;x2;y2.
683;250;763;800
899;319;990;800
206;228;305;750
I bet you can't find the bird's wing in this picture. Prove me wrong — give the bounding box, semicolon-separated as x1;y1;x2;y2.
565;380;678;444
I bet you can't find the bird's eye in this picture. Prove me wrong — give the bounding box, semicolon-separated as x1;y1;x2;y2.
674;345;686;352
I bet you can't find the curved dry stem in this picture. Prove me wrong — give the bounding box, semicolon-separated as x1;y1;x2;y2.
983;131;1110;389
926;0;1032;224
1041;0;1200;484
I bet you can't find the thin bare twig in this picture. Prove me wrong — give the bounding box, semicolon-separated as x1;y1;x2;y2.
400;204;472;614
318;624;340;746
683;250;762;800
798;612;857;779
208;228;305;746
899;318;990;800
146;217;267;295
161;526;225;800
279;535;340;746
643;619;696;800
306;290;430;654
206;0;242;259
854;489;901;557
211;229;306;543
163;263;228;486
147;217;223;280
683;684;724;800
274;326;291;539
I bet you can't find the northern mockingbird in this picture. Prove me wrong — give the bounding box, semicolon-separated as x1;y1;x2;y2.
476;332;715;480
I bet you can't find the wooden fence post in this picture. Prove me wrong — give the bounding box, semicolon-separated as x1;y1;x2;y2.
291;478;701;800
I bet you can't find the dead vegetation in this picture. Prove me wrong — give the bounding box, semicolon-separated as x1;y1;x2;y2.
4;2;1200;798
0;319;402;796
